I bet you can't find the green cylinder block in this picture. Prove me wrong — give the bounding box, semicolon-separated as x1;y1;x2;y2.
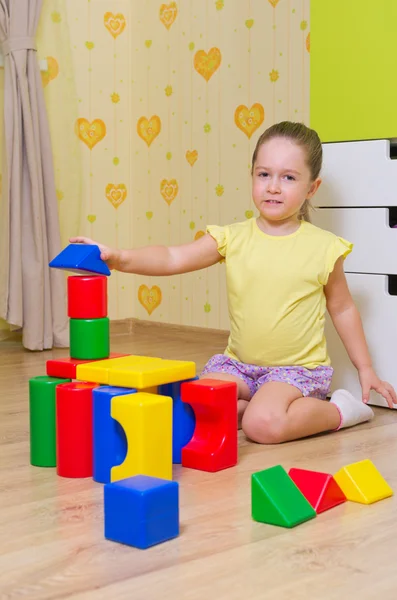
29;375;71;467
69;317;110;360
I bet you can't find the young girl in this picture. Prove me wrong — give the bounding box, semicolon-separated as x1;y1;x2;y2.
71;121;396;444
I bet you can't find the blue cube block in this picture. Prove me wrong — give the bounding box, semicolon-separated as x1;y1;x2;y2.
104;475;179;549
159;378;197;464
93;386;136;483
49;244;111;276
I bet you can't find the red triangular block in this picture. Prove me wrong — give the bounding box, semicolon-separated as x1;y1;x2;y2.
288;468;346;514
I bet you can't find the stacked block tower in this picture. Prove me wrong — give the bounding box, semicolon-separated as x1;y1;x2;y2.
29;244;238;547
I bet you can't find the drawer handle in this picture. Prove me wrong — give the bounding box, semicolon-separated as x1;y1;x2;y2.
388;275;397;296
388;207;397;228
390;139;397;159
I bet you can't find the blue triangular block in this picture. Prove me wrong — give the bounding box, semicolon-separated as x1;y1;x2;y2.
49;244;111;276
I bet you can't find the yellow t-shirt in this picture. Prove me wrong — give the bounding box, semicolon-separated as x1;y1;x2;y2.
207;218;353;369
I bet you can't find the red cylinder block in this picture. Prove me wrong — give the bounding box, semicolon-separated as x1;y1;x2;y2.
56;382;98;478
68;275;107;319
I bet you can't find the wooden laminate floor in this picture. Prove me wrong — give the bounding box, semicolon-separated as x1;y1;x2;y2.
1;321;397;600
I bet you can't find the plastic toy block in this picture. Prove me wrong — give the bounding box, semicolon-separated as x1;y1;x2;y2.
68;275;107;319
46;353;127;379
142;386;158;394
69;317;110;360
110;392;172;482
334;459;393;504
159;379;197;463
104;475;179;549
56;382;98;478
252;465;316;528
29;375;71;467
109;359;196;391
93;386;136;484
49;243;111;276
76;355;163;385
288;468;346;514
181;379;237;472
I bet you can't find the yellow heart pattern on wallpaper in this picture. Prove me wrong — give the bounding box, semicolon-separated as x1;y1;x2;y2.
41;57;59;87
87;214;96;223
104;12;126;39
268;0;280;7
159;2;178;30
186;150;198;166
138;285;162;316
76;118;107;149
137;116;162;147
160;179;179;205
234;103;265;139
105;184;127;209
194;47;222;82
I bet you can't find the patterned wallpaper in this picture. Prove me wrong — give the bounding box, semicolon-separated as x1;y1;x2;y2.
57;0;310;330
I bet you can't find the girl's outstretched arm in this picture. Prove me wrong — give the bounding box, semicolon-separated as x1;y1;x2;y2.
69;233;222;276
325;257;397;407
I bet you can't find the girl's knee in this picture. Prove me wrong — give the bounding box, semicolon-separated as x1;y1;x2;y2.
241;411;287;444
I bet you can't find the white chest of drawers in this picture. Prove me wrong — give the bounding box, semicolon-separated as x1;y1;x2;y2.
311;139;397;408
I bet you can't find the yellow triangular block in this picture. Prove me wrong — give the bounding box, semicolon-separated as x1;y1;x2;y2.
334;459;393;504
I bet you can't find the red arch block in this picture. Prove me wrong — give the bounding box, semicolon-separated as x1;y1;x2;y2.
181;379;238;472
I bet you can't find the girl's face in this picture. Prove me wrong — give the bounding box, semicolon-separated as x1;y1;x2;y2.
252;137;321;222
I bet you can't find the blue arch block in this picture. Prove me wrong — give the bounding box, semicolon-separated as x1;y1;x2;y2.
93;386;136;483
159;378;197;464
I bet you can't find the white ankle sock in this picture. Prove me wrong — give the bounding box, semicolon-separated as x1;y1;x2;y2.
330;389;374;431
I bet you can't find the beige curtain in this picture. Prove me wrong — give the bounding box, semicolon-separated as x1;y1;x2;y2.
0;0;68;350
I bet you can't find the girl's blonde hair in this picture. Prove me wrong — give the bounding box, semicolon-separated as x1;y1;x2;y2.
251;121;322;222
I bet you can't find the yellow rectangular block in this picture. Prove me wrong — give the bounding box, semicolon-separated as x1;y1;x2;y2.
108;359;196;389
76;355;163;385
111;392;172;482
334;459;393;505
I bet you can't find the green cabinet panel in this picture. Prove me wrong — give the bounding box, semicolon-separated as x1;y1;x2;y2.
311;0;397;142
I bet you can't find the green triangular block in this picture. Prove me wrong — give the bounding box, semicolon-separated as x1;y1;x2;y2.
252;465;316;528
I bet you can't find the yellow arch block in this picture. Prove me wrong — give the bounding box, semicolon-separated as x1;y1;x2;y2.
334;459;393;505
110;392;172;483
